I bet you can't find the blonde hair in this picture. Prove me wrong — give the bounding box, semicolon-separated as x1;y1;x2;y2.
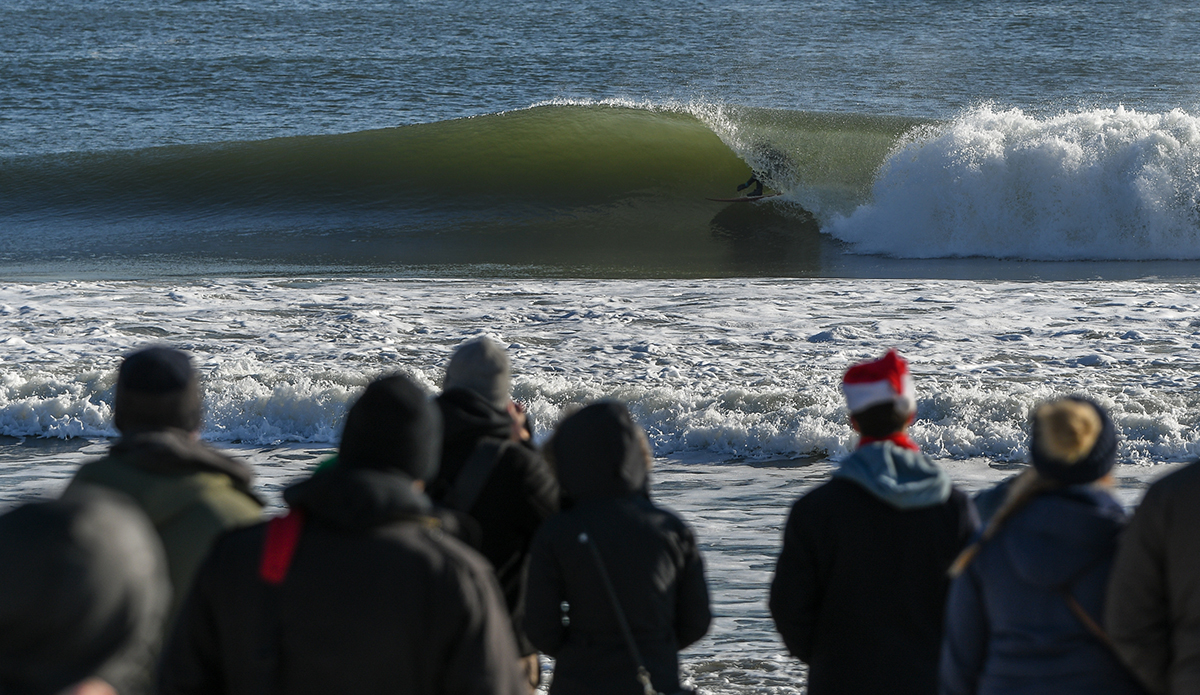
1034;399;1102;465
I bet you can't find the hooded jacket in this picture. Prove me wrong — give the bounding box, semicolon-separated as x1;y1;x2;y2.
1106;460;1200;695
523;403;711;695
158;465;526;695
431;388;560;655
940;486;1145;695
65;428;263;623
770;441;976;695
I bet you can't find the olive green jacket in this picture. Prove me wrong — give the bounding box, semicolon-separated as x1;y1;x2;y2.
66;429;263;623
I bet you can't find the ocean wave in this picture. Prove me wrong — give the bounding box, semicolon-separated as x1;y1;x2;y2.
830;105;1200;260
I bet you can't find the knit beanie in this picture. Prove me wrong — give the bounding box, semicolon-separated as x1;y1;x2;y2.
113;346;203;434
0;487;169;695
443;337;511;412
338;374;442;482
841;349;917;417
1030;396;1117;485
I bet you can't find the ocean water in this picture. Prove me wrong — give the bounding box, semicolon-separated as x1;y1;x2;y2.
3;0;1200;692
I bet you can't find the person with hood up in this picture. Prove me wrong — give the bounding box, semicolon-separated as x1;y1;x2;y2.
430;337;560;689
523;401;712;695
0;487;170;695
939;396;1146;695
157;374;527;695
65;347;263;627
769;349;976;695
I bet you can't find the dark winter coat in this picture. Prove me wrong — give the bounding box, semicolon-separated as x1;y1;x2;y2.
65;428;263;623
1107;460;1200;695
158;465;526;695
940;486;1145;695
431;388;559;654
523;404;711;695
769;442;976;695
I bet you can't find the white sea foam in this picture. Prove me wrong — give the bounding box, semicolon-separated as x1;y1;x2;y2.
2;278;1199;467
830;105;1200;259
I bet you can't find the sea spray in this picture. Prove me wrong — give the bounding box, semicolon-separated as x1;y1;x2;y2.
830;105;1200;259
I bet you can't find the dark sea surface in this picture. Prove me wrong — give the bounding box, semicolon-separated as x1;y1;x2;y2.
3;0;1200;278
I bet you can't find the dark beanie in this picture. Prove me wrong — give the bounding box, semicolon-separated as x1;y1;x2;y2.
113;346;202;434
1031;396;1118;485
338;374;442;482
551;401;649;500
0;487;169;695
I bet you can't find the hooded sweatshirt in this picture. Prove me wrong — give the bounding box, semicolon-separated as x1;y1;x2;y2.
66;428;263;624
770;440;976;695
940;486;1145;695
160;466;525;695
524;402;711;695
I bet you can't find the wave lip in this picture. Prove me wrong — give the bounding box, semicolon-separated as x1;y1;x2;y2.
830;105;1200;261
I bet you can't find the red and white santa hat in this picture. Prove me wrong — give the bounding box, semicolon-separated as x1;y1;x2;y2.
841;349;917;416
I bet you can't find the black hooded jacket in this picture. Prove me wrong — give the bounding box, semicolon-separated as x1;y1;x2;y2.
523;402;711;695
431;388;560;654
158;466;526;695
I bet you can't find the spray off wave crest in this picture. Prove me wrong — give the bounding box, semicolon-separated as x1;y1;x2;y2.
831;105;1200;260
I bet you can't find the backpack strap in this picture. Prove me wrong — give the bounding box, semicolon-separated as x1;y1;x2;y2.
259;509;305;585
442;437;511;512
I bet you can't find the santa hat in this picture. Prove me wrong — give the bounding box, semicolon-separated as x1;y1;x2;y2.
841;349;917;416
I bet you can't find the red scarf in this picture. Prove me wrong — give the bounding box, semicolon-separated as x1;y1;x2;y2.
857;432;920;451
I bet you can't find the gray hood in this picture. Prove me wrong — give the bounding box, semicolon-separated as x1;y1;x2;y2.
833;441;951;510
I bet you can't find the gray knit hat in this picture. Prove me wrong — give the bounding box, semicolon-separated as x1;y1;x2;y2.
443;337;511;411
0;487;170;695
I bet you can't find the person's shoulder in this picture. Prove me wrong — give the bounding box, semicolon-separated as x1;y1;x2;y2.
1145;459;1200;498
793;476;866;508
410;520;504;585
70;451;134;483
188;473;264;519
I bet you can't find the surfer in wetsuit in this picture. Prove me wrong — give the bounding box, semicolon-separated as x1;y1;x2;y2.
737;175;765;198
733;142;797;198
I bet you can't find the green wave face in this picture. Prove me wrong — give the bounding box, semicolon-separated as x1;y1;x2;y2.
0;104;926;276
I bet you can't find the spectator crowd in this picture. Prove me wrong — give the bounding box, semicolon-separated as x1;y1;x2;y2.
2;341;1197;695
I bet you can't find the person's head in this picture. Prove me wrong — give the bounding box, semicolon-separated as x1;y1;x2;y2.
0;487;170;695
443;337;511;412
338;373;442;483
113;346;202;435
841;349;917;437
546;401;652;504
1030;396;1117;485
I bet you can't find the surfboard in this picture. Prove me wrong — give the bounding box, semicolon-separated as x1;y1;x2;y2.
706;193;782;203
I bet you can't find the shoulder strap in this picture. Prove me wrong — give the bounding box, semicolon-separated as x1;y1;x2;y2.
259;509;305;585
442;437;511;512
577;528;659;695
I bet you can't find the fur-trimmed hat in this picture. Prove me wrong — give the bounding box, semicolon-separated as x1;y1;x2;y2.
0;487;169;695
338;374;442;482
841;349;917;416
1030;396;1117;485
443;337;511;412
113;346;203;434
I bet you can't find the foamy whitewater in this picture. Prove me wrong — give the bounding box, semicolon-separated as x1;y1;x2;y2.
828;106;1200;260
1;276;1190;693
